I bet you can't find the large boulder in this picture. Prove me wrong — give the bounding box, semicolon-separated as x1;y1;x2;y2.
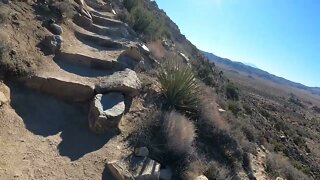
95;69;141;96
88;93;125;134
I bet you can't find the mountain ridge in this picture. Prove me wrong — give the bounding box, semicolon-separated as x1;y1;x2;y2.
201;50;320;96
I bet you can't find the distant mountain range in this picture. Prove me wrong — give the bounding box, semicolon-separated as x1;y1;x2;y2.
201;50;320;96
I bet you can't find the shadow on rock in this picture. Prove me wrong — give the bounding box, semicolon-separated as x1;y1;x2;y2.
8;81;115;161
102;166;117;180
53;54;114;77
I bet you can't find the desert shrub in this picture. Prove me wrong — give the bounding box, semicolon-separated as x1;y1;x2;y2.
123;0;164;40
225;83;240;100
242;103;253;115
198;84;225;128
266;153;310;180
181;157;207;180
123;0;143;11
157;62;200;114
205;161;232;180
163;111;196;156
228;101;241;116
271;140;287;153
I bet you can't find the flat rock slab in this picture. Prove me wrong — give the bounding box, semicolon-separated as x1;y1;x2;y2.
22;75;94;102
129;157;161;180
89;93;125;134
95;68;141;96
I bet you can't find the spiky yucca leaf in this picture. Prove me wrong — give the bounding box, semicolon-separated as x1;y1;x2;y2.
157;62;200;114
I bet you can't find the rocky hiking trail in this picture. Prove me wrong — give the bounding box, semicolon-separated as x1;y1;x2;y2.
0;0;157;179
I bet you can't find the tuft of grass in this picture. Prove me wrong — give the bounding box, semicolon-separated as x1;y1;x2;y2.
157;62;200;114
163;111;196;156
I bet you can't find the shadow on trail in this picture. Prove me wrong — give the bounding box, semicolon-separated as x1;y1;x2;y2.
8;81;115;161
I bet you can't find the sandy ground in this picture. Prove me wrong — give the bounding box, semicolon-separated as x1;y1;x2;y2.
0;81;135;180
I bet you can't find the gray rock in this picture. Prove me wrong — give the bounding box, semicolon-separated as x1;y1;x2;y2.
49;23;63;35
88;93;125;134
106;161;134;180
95;69;141;96
131;157;161;180
160;168;172;180
44;35;63;54
138;43;150;55
134;147;149;157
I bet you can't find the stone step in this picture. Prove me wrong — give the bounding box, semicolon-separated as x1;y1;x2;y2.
84;0;112;12
54;52;123;71
21;74;95;103
74;31;124;49
73;16;130;39
90;10;114;19
91;14;125;27
20;68;141;103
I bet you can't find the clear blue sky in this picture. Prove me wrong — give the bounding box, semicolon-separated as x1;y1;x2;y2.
156;0;320;87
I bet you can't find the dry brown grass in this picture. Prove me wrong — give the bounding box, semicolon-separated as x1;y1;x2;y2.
198;84;226;128
147;40;168;60
163;111;196;155
266;153;310;180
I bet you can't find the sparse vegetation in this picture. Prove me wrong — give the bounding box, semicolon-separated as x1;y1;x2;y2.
266;153;310;180
157;62;200;114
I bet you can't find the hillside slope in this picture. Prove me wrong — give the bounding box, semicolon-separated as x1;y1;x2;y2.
202;50;320;96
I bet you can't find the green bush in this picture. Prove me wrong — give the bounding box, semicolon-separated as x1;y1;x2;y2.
123;0;143;11
123;0;164;40
225;83;239;100
157;62;200;114
227;101;241;116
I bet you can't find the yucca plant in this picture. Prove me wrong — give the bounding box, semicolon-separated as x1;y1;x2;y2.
157;62;200;114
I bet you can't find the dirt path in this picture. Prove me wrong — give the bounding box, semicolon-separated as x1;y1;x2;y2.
249;147;269;180
0;82;133;180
